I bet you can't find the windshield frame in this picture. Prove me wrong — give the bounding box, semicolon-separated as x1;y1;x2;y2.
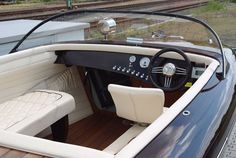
8;9;225;77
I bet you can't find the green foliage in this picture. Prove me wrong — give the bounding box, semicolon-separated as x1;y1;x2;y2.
192;0;228;14
15;0;21;4
231;0;236;3
40;0;52;2
202;0;226;12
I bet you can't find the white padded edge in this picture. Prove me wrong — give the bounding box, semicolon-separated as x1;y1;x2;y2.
0;129;114;158
0;44;215;65
104;124;145;155
115;59;219;158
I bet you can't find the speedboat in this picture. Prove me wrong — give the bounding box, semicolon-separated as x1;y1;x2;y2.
0;10;235;158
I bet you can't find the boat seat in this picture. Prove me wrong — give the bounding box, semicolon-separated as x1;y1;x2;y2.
108;84;165;124
0;90;75;137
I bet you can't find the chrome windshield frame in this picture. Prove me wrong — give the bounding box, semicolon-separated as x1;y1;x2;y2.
8;9;225;78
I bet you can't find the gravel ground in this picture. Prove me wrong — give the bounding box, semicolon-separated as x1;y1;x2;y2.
178;3;236;48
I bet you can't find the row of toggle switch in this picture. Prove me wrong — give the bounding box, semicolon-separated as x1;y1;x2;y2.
112;65;149;81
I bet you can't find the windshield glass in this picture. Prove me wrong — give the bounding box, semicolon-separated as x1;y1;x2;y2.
9;10;222;54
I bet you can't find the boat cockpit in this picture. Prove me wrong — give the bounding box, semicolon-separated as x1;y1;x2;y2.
0;10;226;158
54;42;216;107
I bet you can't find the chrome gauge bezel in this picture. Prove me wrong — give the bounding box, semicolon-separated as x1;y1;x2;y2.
129;55;136;63
139;57;150;68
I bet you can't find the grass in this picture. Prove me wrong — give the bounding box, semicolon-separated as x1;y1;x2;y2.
194;0;227;14
0;0;61;10
205;0;226;11
189;2;236;47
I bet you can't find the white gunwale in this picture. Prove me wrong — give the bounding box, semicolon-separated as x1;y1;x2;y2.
0;43;219;158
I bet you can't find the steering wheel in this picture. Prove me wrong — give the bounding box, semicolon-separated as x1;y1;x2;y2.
148;48;191;91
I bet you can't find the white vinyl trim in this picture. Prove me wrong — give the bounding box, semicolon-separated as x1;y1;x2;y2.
0;130;114;158
115;59;219;158
0;44;215;65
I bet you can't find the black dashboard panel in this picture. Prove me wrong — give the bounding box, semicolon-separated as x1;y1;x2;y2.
55;50;207;85
55;50;152;82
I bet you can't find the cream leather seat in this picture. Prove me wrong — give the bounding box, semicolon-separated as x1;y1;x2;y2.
108;84;165;124
0;90;75;136
105;84;165;154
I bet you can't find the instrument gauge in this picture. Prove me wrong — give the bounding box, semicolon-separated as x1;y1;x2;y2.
129;55;136;63
140;57;150;68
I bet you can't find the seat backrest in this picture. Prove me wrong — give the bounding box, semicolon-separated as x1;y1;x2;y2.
108;84;165;124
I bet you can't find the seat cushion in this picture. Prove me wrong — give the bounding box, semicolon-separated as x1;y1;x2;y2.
0;90;75;136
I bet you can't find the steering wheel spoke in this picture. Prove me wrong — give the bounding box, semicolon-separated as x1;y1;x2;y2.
164;76;172;88
151;66;163;74
175;67;187;75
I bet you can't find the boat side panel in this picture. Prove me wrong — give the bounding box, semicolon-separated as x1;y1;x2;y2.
136;69;236;157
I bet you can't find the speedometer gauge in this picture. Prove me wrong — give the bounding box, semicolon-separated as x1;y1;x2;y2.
139;57;150;68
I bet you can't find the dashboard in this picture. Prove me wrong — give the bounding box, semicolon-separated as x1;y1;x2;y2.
55;50;206;83
55;50;153;82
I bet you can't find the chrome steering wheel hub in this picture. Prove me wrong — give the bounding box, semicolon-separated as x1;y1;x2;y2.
163;63;176;76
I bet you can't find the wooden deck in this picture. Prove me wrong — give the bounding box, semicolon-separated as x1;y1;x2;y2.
0;146;49;158
65;112;132;150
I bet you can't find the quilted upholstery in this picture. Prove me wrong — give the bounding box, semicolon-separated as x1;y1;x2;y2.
0;90;75;136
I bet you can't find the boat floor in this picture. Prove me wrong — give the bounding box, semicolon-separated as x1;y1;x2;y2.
0;146;49;158
49;112;132;150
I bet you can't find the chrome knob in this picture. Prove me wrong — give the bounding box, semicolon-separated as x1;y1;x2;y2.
112;65;117;70
131;70;136;75
163;63;176;76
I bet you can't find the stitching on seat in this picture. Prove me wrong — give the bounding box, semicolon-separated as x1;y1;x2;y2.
34;90;63;101
0;91;62;130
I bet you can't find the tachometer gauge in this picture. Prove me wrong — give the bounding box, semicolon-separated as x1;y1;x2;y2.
129;55;136;63
140;57;150;68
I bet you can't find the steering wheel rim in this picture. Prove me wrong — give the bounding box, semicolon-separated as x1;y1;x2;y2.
148;48;191;91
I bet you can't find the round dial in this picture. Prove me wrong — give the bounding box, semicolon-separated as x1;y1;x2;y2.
140;57;150;68
129;55;136;63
